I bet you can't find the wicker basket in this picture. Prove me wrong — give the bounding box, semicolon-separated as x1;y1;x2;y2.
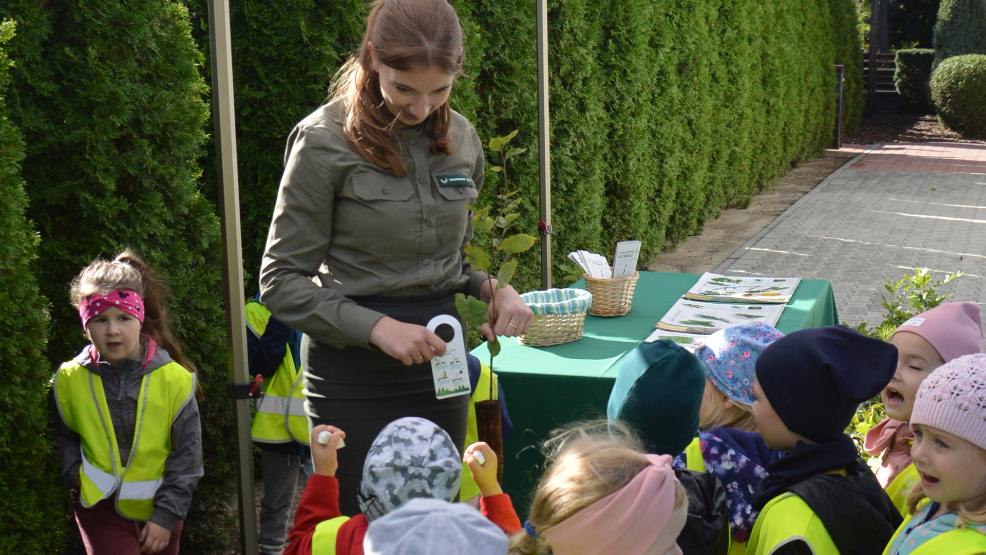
518;288;593;347
584;272;639;317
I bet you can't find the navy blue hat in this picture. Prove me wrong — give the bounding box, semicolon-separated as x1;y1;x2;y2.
607;339;706;455
755;326;897;442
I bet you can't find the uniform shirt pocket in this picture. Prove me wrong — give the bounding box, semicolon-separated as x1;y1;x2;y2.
433;173;478;252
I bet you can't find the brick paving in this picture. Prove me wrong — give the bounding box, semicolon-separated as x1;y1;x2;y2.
715;142;986;332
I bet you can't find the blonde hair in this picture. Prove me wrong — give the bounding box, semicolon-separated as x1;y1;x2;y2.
701;379;757;432
70;250;198;378
509;420;687;555
906;480;986;526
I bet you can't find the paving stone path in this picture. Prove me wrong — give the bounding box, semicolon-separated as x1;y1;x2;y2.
715;142;986;331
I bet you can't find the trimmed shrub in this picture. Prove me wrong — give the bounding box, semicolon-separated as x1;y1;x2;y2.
0;20;67;554
895;48;936;111
933;0;986;67
930;54;986;139
0;1;236;550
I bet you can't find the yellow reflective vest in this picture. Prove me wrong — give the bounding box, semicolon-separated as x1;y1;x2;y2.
311;515;350;554
883;503;986;554
53;359;195;521
683;436;749;555
246;301;309;445
747;492;839;555
460;361;498;501
886;463;920;519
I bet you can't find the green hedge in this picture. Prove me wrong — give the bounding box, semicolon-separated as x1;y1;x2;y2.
933;0;986;68
895;48;936;111
0;20;67;554
0;1;236;551
930;54;986;139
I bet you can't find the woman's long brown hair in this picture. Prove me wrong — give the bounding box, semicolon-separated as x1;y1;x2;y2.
328;0;463;176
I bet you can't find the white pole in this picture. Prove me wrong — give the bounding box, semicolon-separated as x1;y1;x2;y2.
205;1;258;553
536;0;552;289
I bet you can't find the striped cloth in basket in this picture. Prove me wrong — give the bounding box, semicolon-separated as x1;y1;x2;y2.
520;288;593;315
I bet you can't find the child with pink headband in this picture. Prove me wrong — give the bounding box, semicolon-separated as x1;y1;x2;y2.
50;252;202;555
865;302;982;517
511;421;688;555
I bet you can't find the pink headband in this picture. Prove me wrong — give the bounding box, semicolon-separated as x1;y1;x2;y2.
79;289;145;328
541;454;685;555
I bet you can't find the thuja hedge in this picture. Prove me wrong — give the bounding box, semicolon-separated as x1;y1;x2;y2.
933;0;986;69
0;1;236;551
194;0;860;294
0;20;66;554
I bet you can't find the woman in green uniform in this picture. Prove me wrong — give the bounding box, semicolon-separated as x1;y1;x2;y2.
259;0;532;514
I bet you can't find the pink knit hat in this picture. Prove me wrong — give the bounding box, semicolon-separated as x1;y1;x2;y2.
911;354;986;451
891;302;982;362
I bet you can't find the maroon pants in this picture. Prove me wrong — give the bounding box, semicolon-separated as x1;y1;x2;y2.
74;499;183;555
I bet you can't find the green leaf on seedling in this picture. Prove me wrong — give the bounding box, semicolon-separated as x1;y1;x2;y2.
497;259;517;288
455;293;489;328
489;130;519;153
489;165;503;173
506;147;527;160
505;198;523;213
497;233;537;254
488;336;501;357
465;245;491;271
478;215;496;234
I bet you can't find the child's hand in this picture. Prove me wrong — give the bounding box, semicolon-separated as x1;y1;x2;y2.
464;442;502;497
311;424;346;477
138;521;171;554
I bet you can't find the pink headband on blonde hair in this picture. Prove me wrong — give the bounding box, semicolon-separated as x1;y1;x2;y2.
79;289;145;328
541;454;685;555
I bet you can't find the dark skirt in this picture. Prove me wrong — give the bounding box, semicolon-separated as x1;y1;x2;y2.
302;293;469;515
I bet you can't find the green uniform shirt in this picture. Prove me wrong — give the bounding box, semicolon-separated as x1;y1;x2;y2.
260;99;487;349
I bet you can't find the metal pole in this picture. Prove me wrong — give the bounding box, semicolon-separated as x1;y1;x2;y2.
536;0;552;289
205;1;258;553
866;0;878;110
834;64;845;149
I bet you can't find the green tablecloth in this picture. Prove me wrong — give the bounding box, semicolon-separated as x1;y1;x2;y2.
470;271;838;512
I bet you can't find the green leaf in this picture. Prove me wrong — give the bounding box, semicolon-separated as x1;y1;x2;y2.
497;259;517;287
488;129;518;153
505;147;527;160
464;244;491;271
497;233;537;254
477;215;496;234
455;293;489;328
488;165;503;173
488;336;501;357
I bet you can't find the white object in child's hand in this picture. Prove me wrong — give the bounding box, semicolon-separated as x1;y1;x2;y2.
317;430;344;449
473;450;486;466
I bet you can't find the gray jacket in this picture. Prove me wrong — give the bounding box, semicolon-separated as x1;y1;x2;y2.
50;344;204;530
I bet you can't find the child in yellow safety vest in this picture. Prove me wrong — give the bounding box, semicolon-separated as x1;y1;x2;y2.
883;354;986;555
674;322;786;552
50;252;202;555
747;326;902;555
245;296;311;555
864;303;982;518
285;417;521;555
460;353;514;506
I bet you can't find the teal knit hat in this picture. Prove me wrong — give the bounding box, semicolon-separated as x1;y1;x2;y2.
607;339;706;455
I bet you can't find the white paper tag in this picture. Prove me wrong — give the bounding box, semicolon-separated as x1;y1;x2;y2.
427;315;471;399
612;240;641;278
902;317;926;327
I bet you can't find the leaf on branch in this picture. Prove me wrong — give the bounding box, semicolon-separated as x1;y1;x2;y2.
505;147;527;160
497;233;537;254
488;336;501;357
478;215;496;234
489;165;503;173
497;259;517;287
455;293;489;328
465;245;491;272
488;130;518;153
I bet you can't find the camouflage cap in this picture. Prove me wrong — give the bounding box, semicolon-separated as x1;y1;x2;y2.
358;417;462;521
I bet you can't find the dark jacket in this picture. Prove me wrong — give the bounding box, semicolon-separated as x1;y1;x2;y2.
50;344;203;530
675;468;730;555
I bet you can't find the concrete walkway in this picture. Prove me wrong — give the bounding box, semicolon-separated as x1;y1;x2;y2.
715;142;986;330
